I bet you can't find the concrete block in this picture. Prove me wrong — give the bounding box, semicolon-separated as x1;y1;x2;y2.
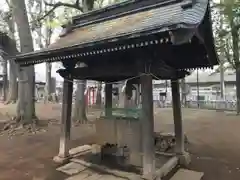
178;152;191;167
56;162;87;175
64;170;92;180
53;155;70;164
69;145;92;156
170;169;204;180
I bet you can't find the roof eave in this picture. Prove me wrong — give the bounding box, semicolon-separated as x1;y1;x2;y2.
14;24;197;63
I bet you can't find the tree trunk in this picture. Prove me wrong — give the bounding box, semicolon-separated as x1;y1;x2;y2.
0;56;8;101
219;12;225;101
236;67;240;114
118;82;128;108
180;78;186;107
43;13;53;103
44;62;52;103
219;58;225;100
95;82;102;108
6;59;18;104
5;15;18;104
73;80;87;123
11;0;36;124
231;25;240;114
72;0;94;123
16;67;25;122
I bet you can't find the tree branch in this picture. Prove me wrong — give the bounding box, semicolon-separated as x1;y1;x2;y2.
45;0;83;11
32;0;83;24
235;24;240;30
4;0;10;7
76;0;80;6
225;41;236;69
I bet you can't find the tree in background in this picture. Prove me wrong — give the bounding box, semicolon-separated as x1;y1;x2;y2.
42;0;106;123
27;0;56;103
0;0;125;125
73;0;94;123
0;0;18;104
180;78;187;107
213;0;240;114
11;0;36;124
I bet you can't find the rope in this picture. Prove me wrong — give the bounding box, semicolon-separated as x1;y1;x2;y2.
63;72;181;85
64;73;150;85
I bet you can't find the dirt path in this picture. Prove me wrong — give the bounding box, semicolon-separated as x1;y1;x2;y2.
0;104;240;180
0;103;97;180
0;126;95;180
155;108;240;180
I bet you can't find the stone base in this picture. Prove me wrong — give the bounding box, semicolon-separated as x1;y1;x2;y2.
142;156;178;180
178;152;191;167
53;155;70;164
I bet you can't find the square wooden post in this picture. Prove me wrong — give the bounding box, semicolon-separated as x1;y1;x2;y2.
105;84;112;116
141;74;155;178
54;76;73;163
171;80;190;166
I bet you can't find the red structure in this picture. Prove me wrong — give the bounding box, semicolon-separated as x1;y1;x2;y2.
86;86;97;106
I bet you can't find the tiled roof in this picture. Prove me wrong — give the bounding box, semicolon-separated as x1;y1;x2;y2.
14;0;213;66
47;0;208;50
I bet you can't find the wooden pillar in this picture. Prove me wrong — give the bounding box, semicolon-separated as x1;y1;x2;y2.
171;80;184;154
105;84;112;116
54;76;73;163
141;74;155;178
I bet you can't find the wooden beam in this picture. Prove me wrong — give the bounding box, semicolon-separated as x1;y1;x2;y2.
58;65;136;78
171;80;184;154
54;76;73;163
140;74;155;178
57;66;189;82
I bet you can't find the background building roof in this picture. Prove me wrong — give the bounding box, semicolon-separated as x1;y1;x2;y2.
185;71;235;83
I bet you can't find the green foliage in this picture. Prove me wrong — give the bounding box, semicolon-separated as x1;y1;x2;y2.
212;0;240;70
43;19;61;29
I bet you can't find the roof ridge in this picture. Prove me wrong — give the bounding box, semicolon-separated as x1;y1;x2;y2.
72;0;184;28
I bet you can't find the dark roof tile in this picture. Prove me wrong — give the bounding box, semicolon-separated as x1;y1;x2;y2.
15;0;209;60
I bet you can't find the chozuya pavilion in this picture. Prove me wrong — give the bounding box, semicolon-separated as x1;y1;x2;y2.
13;0;218;179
